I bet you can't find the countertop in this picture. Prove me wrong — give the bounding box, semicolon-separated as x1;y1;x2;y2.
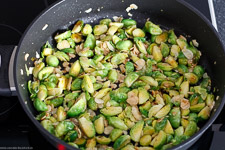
214;0;225;46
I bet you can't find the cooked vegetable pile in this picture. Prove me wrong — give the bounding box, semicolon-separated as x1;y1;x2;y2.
28;18;215;150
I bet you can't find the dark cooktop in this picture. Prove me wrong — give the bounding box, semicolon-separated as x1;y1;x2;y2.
0;0;225;150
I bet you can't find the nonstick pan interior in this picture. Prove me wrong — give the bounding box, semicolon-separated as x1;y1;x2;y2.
15;0;225;149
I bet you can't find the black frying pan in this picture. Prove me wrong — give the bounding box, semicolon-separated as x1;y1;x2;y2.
1;0;225;149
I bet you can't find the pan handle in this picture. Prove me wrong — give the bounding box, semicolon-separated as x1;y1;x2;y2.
0;45;17;96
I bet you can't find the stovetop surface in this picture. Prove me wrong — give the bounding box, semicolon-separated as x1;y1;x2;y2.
0;0;225;150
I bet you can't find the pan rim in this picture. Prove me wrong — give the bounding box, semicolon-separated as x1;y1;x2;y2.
14;0;225;149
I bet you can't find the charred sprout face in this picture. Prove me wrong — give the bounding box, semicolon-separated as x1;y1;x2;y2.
28;17;215;149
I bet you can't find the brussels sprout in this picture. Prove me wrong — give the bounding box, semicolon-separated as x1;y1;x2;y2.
109;22;124;28
109;129;123;142
182;109;190;116
152;45;163;62
79;116;95;138
170;45;180;57
206;94;214;109
108;25;119;35
37;85;47;100
111;53;128;65
155;104;171;118
95;88;111;99
94;116;104;134
133;28;145;37
108;117;128;130
67;38;76;48
175;76;184;87
160;42;170;57
71;78;82;91
72;20;84;33
168;30;177;44
112;35;122;44
164;120;174;135
103;62;113;70
33;62;45;78
116;40;133;51
71;33;82;43
125;25;136;35
67;94;86;117
57;106;66;121
54;51;70;61
177;38;188;49
41;120;55;134
121;144;135;150
175;126;184;136
177;64;188;75
117;28;127;39
194;86;208;100
113;135;131;150
75;138;87;146
42;47;53;57
83;75;94;94
178;58;188;65
37;66;54;81
96;136;111;145
140;135;152;146
181;118;189;128
139;76;158;87
45;55;59;67
84;34;96;49
86;138;96;148
78;49;94;57
161;81;175;89
184;73;199;84
124;62;134;74
157;63;173;71
100;18;112;26
125;72;139;87
46;97;63;107
184;121;197;136
152;131;167;149
148;104;163;118
136;40;147;54
58;76;68;90
138;87;149;104
55;121;75;137
121;19;137;28
108;69;118;83
130;120;144;142
155;32;168;44
190;103;205;112
142;126;155;135
100;107;123;116
47;88;63;96
91;69;109;78
145;21;162;35
34;98;48;112
188;113;198;122
57;40;70;50
193;65;204;79
200;77;211;89
93;24;108;35
155;118;168;133
180;81;189;98
169;107;181;128
82;24;92;36
198;106;210;120
64;130;78;142
55;30;72;42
